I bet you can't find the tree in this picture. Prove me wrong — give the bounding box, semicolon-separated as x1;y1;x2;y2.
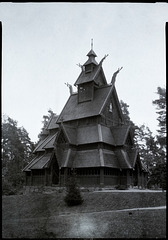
64;170;83;206
120;100;132;125
2;115;35;191
150;86;166;189
121;91;166;189
38;109;54;139
152;87;166;152
134;124;158;169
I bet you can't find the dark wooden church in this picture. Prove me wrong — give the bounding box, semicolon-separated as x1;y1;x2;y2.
23;47;148;188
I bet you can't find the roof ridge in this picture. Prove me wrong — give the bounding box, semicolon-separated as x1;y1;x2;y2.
28;153;45;170
99;84;114;114
33;135;51;153
42;132;57;149
120;149;132;169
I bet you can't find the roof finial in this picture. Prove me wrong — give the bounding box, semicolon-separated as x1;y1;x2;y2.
91;38;93;50
111;67;123;85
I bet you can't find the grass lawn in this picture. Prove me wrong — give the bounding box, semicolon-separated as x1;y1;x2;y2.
2;190;166;238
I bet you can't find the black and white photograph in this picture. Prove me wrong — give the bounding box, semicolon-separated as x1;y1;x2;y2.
1;2;167;238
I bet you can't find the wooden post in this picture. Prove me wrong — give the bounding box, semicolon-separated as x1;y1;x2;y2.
30;171;33;186
59;167;61;187
100;168;104;187
137;168;141;189
44;169;47;186
126;170;130;188
64;168;68;186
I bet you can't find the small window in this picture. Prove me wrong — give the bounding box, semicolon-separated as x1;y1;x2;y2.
85;65;92;73
109;103;113;112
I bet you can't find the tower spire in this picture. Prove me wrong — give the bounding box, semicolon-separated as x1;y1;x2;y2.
91;38;93;50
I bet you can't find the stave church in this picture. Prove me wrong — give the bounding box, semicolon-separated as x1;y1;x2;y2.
23;46;148;188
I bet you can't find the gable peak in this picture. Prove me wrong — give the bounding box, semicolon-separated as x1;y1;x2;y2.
84;44;98;66
86;49;97;58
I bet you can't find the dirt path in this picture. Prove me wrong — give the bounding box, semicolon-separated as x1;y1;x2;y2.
94;189;165;192
3;205;166;222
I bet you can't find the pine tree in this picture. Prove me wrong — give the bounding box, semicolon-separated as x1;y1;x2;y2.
152;87;166;152
64;170;83;206
2;115;35;193
151;86;166;189
38;109;54;140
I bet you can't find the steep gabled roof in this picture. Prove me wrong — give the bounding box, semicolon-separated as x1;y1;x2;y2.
99;125;116;145
33;137;48;153
115;149;132;169
72;149;102;168
59;123;116;146
127;149;148;172
57;148;136;169
57;149;76;168
23;152;53;171
111;87;124;122
127;149;139;168
60;124;77;144
33;134;56;152
74;65;107;86
102;149;120;168
46;114;59;130
34;114;59;153
63;148;120;168
57;84;113;123
111;125;131;146
30;152;52;169
23;155;40;171
43;133;58;149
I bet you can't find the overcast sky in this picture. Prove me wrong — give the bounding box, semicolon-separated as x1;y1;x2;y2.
1;2;167;143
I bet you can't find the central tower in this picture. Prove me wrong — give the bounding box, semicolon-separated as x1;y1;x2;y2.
74;48;107;103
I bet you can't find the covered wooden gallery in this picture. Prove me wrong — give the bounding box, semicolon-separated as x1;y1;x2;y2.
23;48;148;188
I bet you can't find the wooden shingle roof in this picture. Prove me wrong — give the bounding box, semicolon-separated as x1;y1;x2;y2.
43;133;58;149
57;149;76;168
58;148;137;169
60;124;77;145
23;152;53;171
72;149;101;168
33;138;48;153
115;149;132;169
60;124;116;146
111;125;131;146
30;152;52;169
57;85;113;123
46;114;59;130
77;125;99;145
23;155;40;171
74;64;106;86
102;149;120;168
33;134;57;152
127;149;139;168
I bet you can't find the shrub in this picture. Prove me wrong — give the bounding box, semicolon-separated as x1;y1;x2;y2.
64;171;83;206
115;184;128;190
2;181;16;195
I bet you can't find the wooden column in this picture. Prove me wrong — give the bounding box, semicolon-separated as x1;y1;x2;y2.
137;168;141;189
59;167;61;187
64;168;68;186
44;169;47;186
100;167;104;187
30;171;33;186
126;170;130;188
